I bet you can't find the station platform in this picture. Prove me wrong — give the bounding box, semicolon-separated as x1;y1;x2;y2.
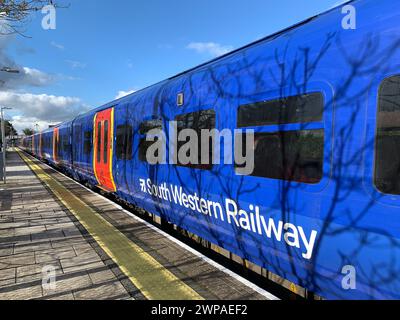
0;149;277;300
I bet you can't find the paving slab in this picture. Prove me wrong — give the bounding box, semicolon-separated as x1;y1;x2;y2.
0;151;132;300
0;150;276;300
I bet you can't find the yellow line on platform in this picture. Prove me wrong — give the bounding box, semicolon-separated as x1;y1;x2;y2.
17;149;203;300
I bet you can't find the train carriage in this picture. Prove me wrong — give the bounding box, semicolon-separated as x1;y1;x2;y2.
40;129;54;163
71;111;97;184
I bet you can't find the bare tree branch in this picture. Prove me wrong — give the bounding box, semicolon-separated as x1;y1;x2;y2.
0;0;68;36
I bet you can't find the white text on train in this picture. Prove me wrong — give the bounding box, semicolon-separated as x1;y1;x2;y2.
139;178;318;260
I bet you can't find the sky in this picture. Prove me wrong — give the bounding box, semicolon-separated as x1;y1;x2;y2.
0;0;348;133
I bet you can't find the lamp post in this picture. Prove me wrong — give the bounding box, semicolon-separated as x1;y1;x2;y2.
0;67;20;183
0;67;20;74
1;107;12;183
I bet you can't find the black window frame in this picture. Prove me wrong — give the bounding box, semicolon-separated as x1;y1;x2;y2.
236;92;325;184
116;124;133;160
237;92;324;128
374;75;400;195
83;130;92;155
139;119;163;163
174;109;216;170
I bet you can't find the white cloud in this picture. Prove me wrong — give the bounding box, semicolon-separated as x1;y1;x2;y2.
0;34;58;91
186;42;234;57
10;116;55;134
3;91;92;134
0;38;75;93
0;91;90;124
66;60;87;69
51;41;65;50
22;67;54;86
115;89;136;100
0;66;55;90
0;35;89;134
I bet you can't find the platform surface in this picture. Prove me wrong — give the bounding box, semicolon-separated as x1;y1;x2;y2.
0;149;275;300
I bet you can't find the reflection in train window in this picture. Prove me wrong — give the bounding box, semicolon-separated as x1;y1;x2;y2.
375;75;400;194
236;92;325;183
238;92;323;127
175;109;216;170
116;125;133;160
139;119;162;134
139;119;163;163
248;130;324;183
84;131;92;155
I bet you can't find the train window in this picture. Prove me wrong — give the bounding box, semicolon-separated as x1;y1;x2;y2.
61;134;70;155
74;126;82;153
375;76;400;194
139;119;162;134
59;135;63;154
139;119;163;163
237;92;323;127
97;122;101;163
116;125;133;160
83;131;92;155
175;109;216;170
139;139;159;162
104;120;109;164
240;130;324;183
236;92;325;182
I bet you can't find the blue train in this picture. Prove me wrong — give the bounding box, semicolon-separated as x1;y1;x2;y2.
21;0;400;299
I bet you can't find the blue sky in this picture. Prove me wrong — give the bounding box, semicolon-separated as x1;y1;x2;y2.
0;0;347;133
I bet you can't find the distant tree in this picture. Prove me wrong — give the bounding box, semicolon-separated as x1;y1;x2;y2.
0;120;17;145
22;128;34;136
5;120;17;136
0;0;66;36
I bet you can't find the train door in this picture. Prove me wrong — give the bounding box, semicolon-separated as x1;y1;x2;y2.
39;133;43;158
53;127;59;163
93;107;117;192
